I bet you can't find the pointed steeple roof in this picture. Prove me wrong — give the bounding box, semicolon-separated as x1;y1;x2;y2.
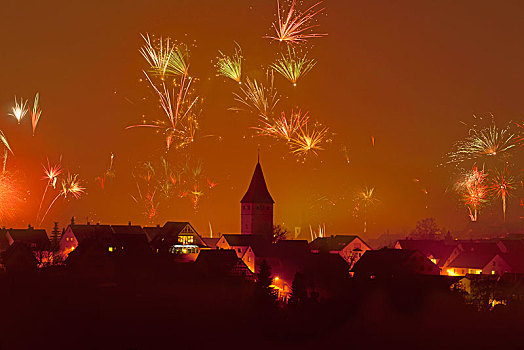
241;161;274;204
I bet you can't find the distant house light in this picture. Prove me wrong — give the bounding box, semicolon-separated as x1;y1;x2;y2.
108;247;114;252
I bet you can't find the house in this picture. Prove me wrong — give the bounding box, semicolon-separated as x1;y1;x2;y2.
60;223;151;259
60;224;113;257
443;241;503;276
309;235;371;267
195;249;254;280
352;248;440;278
151;222;208;262
216;234;269;273
110;225;152;257
6;227;50;251
142;225;164;243
394;239;457;268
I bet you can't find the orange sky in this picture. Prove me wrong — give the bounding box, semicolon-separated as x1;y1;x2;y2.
1;1;524;239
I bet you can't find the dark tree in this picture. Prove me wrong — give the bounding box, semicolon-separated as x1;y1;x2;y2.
410;217;441;239
50;222;61;252
254;259;277;305
272;224;289;243
289;272;307;306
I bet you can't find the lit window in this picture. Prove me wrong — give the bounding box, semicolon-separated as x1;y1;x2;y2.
178;235;194;245
108;247;114;252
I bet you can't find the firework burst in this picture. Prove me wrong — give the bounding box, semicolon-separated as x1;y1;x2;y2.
489;166;518;222
231;73;279;118
457;167;489;222
9;97;28;124
448;124;519;166
127;72;200;151
271;47;316;86
0;171;24;224
289;124;328;157
265;0;326;44
39;172;85;225
216;44;243;84
31;93;42;136
253;109;309;141
355;186;379;233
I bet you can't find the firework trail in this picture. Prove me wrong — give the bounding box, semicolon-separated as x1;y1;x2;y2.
39;173;85;225
127;72;200;151
0;130;12;155
253;109;309;141
131;162;159;220
341;145;350;164
309;223;326;240
289;124;328;157
265;0;326;44
0;130;14;173
489;165;518;222
9;97;28;124
216;44;243;84
448;124;518;166
355;186;378;233
36;160;62;222
95;153;116;189
413;178;429;209
271;47;316;86
457;167;488;222
231;73;279;118
31;93;42;136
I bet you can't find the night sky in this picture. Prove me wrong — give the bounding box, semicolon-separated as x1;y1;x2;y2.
2;0;524;239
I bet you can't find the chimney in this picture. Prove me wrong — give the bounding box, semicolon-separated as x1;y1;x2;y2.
128;221;132;226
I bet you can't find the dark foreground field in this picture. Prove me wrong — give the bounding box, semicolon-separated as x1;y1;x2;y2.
1;266;523;350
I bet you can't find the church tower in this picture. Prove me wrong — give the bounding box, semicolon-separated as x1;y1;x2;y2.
241;160;274;239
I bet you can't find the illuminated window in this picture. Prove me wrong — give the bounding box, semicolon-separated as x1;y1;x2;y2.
491;270;496;275
178;235;194;245
108;247;114;252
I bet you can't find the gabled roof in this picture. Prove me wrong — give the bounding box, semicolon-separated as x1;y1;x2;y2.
162;222;192;235
396;239;457;267
7;228;50;251
352;249;440;276
151;222;206;248
142;226;163;242
446;251;497;269
202;238;220;248
309;235;360;252
241;162;274;204
68;224;113;242
221;234;271;256
111;225;145;236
